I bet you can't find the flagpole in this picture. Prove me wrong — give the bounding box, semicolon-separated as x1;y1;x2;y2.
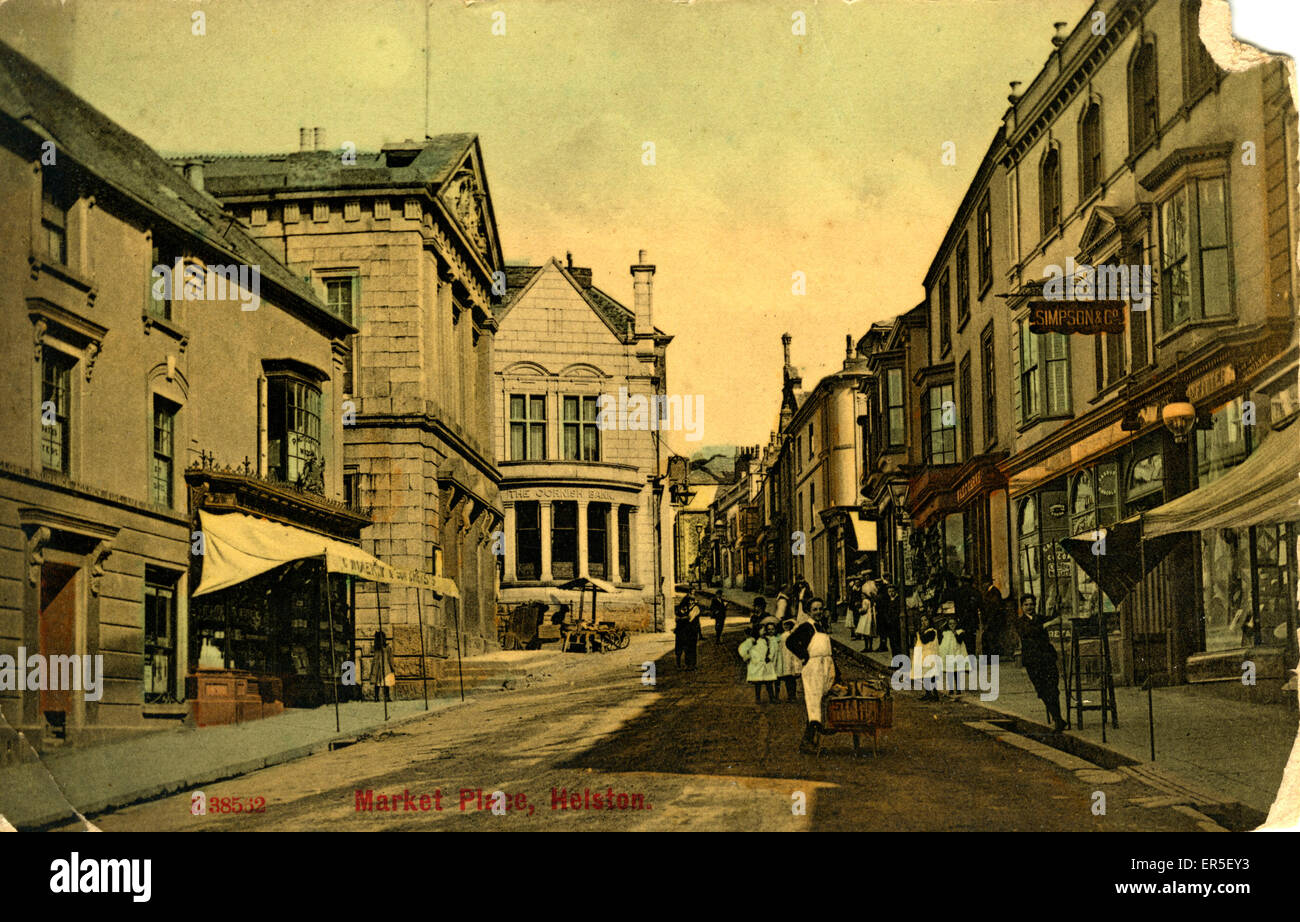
1140;512;1155;761
376;580;388;722
322;555;340;733
415;586;429;711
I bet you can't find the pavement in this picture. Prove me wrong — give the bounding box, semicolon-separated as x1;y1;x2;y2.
84;618;1210;831
707;585;1299;821
0;649;559;830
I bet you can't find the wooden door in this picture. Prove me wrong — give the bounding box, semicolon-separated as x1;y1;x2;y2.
39;563;78;716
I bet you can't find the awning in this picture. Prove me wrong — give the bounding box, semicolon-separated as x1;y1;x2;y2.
1143;423;1300;537
849;513;877;552
1059;517;1181;603
193;510;458;597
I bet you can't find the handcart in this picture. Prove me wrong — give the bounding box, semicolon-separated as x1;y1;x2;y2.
816;677;893;756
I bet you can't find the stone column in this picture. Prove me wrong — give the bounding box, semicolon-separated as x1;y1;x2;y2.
577;500;589;578
502;501;516;582
609;503;621;584
626;506;638;584
539;500;553;582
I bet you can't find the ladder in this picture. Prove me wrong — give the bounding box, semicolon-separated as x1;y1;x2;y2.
1069;614;1119;736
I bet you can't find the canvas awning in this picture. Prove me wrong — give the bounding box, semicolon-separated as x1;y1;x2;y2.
193;510;458;597
850;513;877;552
1059;517;1182;604
1143;423;1300;538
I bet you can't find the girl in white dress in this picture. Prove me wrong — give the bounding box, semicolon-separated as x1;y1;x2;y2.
910;615;941;700
937;603;970;696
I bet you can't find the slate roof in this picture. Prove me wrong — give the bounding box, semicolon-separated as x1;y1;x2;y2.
0;40;348;334
188;134;478;196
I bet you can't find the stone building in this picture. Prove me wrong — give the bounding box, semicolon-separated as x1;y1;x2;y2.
776;334;872;612
493;253;674;630
188;133;506;685
883;0;1298;699
0;42;361;746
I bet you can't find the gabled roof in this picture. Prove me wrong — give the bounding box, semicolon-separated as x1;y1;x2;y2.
497;257;668;340
0;40;350;336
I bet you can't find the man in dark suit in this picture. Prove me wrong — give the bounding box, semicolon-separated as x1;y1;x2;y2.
1016;594;1066;731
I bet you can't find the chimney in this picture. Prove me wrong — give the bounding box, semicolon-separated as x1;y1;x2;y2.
1052;21;1069;47
630;249;655;335
182;161;204;192
314;127;326;151
782;332;792;367
845;333;852;361
299;127;312;152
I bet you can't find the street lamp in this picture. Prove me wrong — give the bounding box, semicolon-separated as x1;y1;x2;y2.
886;480;910;522
1161;398;1197;443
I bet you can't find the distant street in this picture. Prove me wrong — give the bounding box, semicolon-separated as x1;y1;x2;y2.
88;623;1207;832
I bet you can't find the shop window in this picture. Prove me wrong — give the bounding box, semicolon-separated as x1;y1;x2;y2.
143;567;179;704
40;347;75;474
617;506;631;583
1252;524;1293;649
509;393;547;460
1129;42;1159;153
151;395;178;507
922;383;956;465
1200;527;1253;652
561;396;599;461
268;377;323;488
885;367;905;449
1018;496;1041;602
515;501;541;580
1126;451;1164;510
551;501;578;580
1126;241;1152;370
1195;396;1250;487
1159;177;1229;331
955;233;970;327
588;503;609;580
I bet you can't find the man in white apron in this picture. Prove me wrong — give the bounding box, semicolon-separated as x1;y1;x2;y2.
787;602;836;752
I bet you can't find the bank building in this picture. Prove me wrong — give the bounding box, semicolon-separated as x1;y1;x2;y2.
493;253;675;630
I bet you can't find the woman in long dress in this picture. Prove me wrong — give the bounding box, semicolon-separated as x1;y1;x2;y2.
910;615;941;701
856;578;879;651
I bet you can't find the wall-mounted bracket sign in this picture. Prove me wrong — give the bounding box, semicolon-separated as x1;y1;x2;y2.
1028;300;1126;335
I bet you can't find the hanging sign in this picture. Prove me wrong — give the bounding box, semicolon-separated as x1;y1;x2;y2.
1028;301;1126;334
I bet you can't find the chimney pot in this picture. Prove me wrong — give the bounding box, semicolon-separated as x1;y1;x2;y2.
299;127;311;152
314;127;325;151
182;161;205;192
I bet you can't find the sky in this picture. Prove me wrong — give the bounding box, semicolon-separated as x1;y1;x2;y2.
3;0;1118;454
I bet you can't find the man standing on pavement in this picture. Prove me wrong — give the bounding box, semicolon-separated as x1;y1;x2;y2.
980;580;1008;659
953;574;983;656
710;593;728;644
1016;594;1067;731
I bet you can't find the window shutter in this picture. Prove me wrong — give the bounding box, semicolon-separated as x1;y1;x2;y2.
1011;320;1022;427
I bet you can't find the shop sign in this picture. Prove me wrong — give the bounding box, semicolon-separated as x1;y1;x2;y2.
1187;364;1236;403
1028;301;1126;335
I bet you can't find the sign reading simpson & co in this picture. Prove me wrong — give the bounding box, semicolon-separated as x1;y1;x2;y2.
1028;301;1126;335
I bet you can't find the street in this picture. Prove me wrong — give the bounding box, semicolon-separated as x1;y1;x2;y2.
84;624;1209;832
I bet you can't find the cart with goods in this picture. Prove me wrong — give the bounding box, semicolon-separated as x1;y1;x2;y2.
816;677;893;756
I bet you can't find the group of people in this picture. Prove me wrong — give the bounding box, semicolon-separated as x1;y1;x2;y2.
844;571;902;654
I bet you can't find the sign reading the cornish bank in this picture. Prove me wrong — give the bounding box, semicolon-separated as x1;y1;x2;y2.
1027;301;1126;335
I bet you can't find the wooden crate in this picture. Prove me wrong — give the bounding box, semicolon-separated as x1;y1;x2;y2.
825;694;893;730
